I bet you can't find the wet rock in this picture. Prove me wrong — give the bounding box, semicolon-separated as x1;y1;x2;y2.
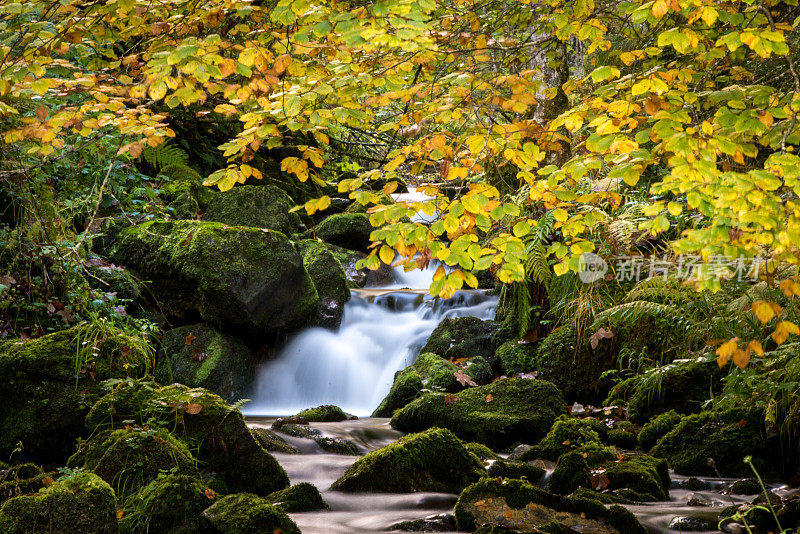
507;444;533;461
266;482;328;513
199;493;300;534
752;490;782;507
547;451;592;495
295;404;350;422
389;513;457;532
373;353;461;417
729;478;761;495
678;477;711;491
156;323;253;401
276;424;321;439
667;516;715;531
603;455;671;501
296;240;351;328
118;474;214;534
313;213;374;252
250;428;299;454
518;416;609;462
271;416;309;430
331;428;484;493
203;184;303;235
486;459;545;484
391;378;567;449
686;493;712;506
0;472;117;534
314;437;360;455
421;316;495;360
571;403;587;416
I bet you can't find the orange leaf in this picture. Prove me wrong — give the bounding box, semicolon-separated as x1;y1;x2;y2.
35;105;47;122
205;488;216;499
486;394;493;402
185;403;203;415
117;509;124;519
42;476;54;488
185;333;196;346
732;349;750;369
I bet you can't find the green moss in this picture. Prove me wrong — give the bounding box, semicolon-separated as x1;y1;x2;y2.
519;416;608;462
295;405;349;422
110;220;318;334
119;474;214;534
203;184;303;234
0;464;51;505
547;451;591;495
465;356;494;385
465;442;501;461
391;378;567;449
606;427;638;450
85;261;144;304
454;478;646;534
421;316;495;360
651;408;777;477
314;436;360;455
199;493;301;534
267;482;328;512
496;340;538;376
373;352;460;417
0;472;117;534
486;459;545;484
314;213;374;252
637;410;681;451
729;478;762;495
85;380;290;495
602;455;670;501
330;428;483;493
159;165;216;219
250;428;299;454
0;324;152;463
156;323;253;401
296;239;351;328
67;427;199;498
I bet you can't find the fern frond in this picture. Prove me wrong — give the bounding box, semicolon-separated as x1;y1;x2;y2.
624;277;699;305
142;142;189;170
516;282;531;337
590;300;686;332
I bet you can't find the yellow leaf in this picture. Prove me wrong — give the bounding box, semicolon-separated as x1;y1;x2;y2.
148;81;167;101
218;58;237;77
746;340;764;357
652;0;669;18
379;245;395;265
772;321;800;345
757;111;774;128
716;338;738;368
752;300;775;323
732;349;750;369
667;202;682;216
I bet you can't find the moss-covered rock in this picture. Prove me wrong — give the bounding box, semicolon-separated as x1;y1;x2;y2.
314;213;374;252
454;478;646;534
156;323;252;401
250;428;299;454
119;474;214;534
203;184;303;235
108;219;318;335
486;459;545;484
199;493;301;534
296;239;351;328
518;416;608;462
391;378;567;449
266;482;328;512
729;478;762;495
495;341;538;376
602;455;670;501
0;324;151;463
159;164;216;219
606;359;723;424
651;408;777;477
295;404;349;422
86;380;289;495
315;436;360;455
0;472;117;534
606;423;638;450
330;428;484;493
327;244;368;288
421;316;495;360
637;410;681;451
373;353;460;417
548;451;592;495
0;464;51;505
465;442;501;461
67;427;200;498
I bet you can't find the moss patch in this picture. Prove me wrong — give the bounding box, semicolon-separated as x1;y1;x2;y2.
267;482;328;512
496;340;538;376
519;416;608;462
119;474;215;534
637;410;681;451
391;378;567;449
314;213;374;252
331;428;483;493
295;405;349;422
296;239;351;328
421;316;495;360
199;493;301;534
250;428;299;454
203;184;303;234
373;352;461;417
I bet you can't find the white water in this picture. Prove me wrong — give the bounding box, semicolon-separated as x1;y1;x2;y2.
244;266;497;417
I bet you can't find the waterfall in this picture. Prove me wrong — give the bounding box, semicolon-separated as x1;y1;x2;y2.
243;266;498;417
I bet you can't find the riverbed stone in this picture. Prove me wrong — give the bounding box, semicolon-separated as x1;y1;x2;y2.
119;474;213;534
373;352;461;417
314;213;374;252
156;323;252;401
391;378;567;449
266;482;328;513
296;239;351;328
0;324;151;464
389;513;457;532
199;493;301;534
330;428;484;493
250;428;299;454
108;219;318;335
203;184;303;234
517;416;608;462
295;404;350;422
421;316;495;360
0;472;117;534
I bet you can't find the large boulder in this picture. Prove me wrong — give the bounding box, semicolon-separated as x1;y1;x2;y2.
421;316;495;360
67;427;200;498
295;404;349;422
0;472;118;534
0;325;151;463
86;380;289;495
159;164;216;219
330;428;483;493
518;416;609;462
156;323;253;401
108;220;318;335
373;352;460;417
651;408;777;477
119;474;215;534
313;213;373;252
296;239;351;328
203;184;303;235
391;378;567;449
266;482;328;512
454;478;646;534
199;493;300;534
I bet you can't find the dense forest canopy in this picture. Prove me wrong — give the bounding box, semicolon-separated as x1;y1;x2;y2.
2;0;800;359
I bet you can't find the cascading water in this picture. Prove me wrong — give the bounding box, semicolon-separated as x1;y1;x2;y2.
244;266;498;417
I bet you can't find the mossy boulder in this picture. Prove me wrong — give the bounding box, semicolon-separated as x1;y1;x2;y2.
454;478;646;534
548;451;592;495
0;464;52;505
156;323;253;401
109;219;318;335
602;455;670;501
637;410;681;451
266;482;328;512
486;459;545;484
421;316;495;360
296;239;351;328
606;359;723;424
199;493;300;534
496;340;538;376
327;244;368;288
159;164;216;219
651;408;777;477
250;428;299;454
0;324;151;463
465;442;501;461
119;474;215;534
373;352;461;417
391;378;567;449
67;427;200;498
203;184;303;234
86;380;289;495
518;416;608;462
330;428;484;493
314;213;374;252
295;404;349;422
0;472;117;534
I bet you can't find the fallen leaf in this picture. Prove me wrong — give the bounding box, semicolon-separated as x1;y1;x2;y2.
454;370;477;387
117;509;124;519
589;327;614;349
42;476;54;487
185;333;196;346
205;488;216;499
486;394;493;402
185;403;203;415
444;394;458;405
